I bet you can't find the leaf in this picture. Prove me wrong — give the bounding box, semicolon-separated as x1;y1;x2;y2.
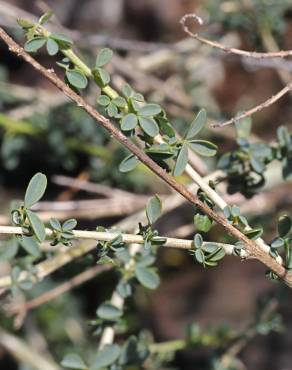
135;266;160;290
188;140;217;157
119;154;139;173
96;48;113;67
62;219;77;231
26;210;46;242
0;238;19;260
50;32;73;47
97;95;110;106
17;18;34;29
46;38;59;55
271;237;284;249
49;218;62;231
90;345;120;370
146;195;162;224
138;117;159;137
24;172;47;208
113;96;127;108
39;11;53;25
95;68;110;86
195;249;205;264
173;143;188;177
186;109;207;139
138;104;161;117
194;213;212;232
61;353;87;369
278;215;292;237
193;233;203;248
96;302;123;320
121;114;138;131
244;228;263;240
66;70;88;89
24;37;47;52
19;236;40;257
122;83;133;98
250;157;265;173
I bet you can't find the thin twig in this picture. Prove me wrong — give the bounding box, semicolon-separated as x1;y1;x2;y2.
0;28;290;286
180;13;292;59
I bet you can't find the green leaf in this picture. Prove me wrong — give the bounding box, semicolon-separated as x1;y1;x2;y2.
26;210;46;242
96;48;113;67
61;353;87;369
50;32;73;47
271;237;284;249
135;266;160;290
62;219;77;231
194;213;212;232
49;218;62;231
138;104;161;117
97;95;110;106
244;228;263;240
278;215;292;237
173;143;188;177
24;37;47;52
119;154;139;173
66;70;88;89
24;172;47;208
113;96;127;108
90;345;120;370
0;238;19;260
96;302;123;320
46;38;59;55
146;195;162;224
39;11;53;25
95;68;110;86
186;109;207;139
194;233;203;248
122;83;133;98
188;140;217;157
138;117;159;137
195;249;205;264
121;114;138;131
17;18;34;29
250;157;265;173
19;236;40;257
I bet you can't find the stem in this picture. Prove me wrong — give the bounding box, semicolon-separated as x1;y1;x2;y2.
1;28;290;286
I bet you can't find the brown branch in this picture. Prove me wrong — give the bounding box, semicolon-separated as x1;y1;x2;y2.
0;28;291;287
212;81;292;127
180;13;292;59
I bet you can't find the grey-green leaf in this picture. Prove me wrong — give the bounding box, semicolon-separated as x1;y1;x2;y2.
66;70;88;89
61;353;87;369
96;302;123;320
135;266;160;290
19;236;40;257
146;195;162;224
138;117;159;137
26;210;46;242
121;114;138;131
62;219;77;231
186;109;207;139
24;172;47;208
138;104;161;117
96;48;113;68
49;218;62;231
173;143;188;177
24;37;47;52
46;38;59;55
90;345;120;370
188;140;217;157
119;154;139;173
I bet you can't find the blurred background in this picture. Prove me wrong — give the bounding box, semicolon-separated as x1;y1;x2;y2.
0;0;292;369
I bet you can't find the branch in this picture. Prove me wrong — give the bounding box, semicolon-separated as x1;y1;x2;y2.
180;13;292;59
0;28;290;287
